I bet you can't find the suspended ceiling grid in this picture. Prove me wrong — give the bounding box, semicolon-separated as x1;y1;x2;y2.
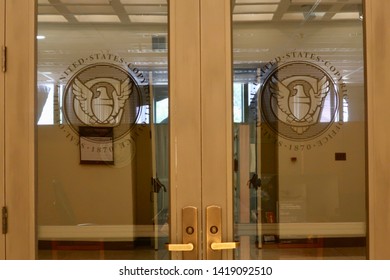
37;0;364;84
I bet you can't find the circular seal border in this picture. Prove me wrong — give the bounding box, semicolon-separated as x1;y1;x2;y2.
252;51;348;150
260;61;340;142
56;52;151;166
62;62;145;142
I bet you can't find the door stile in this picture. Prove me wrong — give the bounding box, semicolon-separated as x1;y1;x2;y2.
0;0;5;260
168;0;203;259
200;0;233;259
4;0;36;259
365;0;390;259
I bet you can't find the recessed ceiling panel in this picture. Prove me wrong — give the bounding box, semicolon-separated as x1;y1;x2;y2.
233;14;274;21
233;4;278;13
124;6;168;15
120;0;167;4
74;15;121;22
38;6;60;14
235;0;280;3
332;12;360;20
67;6;116;14
60;0;111;4
128;15;168;23
281;13;305;20
291;0;360;3
38;15;68;22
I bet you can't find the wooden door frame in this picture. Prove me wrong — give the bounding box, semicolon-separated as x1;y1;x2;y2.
0;0;5;261
168;0;234;260
168;0;202;260
365;0;390;260
200;0;233;259
4;0;36;259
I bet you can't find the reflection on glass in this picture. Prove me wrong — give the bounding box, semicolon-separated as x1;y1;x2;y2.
232;0;366;260
37;1;169;260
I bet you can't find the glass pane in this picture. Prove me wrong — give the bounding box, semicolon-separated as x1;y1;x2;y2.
232;0;366;259
37;0;169;260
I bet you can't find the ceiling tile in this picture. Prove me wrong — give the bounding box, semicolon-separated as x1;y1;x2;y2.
128;15;168;23
234;4;278;13
233;14;274;21
124;6;168;15
281;13;305;20
74;15;121;22
60;0;110;4
38;6;60;14
38;15;68;22
67;5;116;14
332;12;360;20
120;0;167;4
235;0;280;3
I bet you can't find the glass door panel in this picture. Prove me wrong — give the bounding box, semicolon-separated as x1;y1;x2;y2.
37;0;169;259
232;0;366;260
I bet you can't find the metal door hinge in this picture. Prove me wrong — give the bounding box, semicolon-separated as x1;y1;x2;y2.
2;46;6;72
2;206;8;234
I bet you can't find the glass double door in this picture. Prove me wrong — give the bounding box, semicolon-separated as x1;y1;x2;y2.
0;0;366;260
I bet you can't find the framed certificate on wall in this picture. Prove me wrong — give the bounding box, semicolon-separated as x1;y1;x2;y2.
79;127;114;165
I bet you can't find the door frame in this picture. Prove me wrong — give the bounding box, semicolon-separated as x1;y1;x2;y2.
168;0;234;260
168;0;202;260
365;0;390;260
2;0;36;259
0;0;5;260
199;0;234;260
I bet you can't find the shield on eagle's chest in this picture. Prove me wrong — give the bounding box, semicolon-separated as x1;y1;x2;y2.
288;84;311;121
91;85;114;123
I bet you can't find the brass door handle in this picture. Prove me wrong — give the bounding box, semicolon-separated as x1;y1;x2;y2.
166;206;198;259
166;243;194;251
210;241;239;251
206;205;238;259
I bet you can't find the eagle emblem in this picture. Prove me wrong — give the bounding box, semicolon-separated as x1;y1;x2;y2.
72;77;133;126
269;75;330;134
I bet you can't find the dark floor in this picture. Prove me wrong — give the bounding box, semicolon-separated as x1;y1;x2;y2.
38;245;366;260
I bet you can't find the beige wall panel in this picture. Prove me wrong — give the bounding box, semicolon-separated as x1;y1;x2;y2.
200;0;233;259
278;122;366;224
0;0;5;260
37;126;136;226
366;0;390;260
169;0;202;259
4;0;36;259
